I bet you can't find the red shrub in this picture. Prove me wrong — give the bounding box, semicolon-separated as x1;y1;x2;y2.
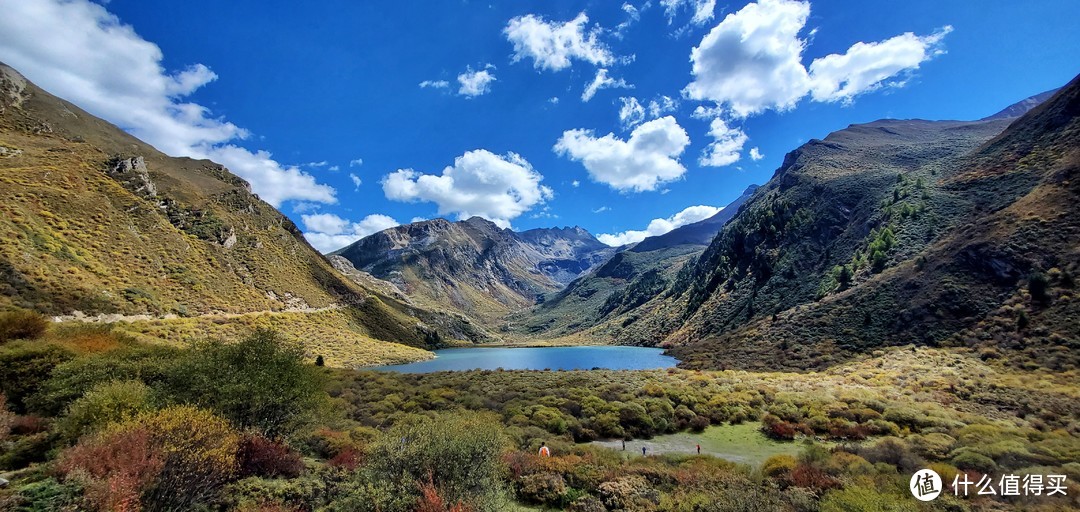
416;473;474;512
11;414;49;435
327;446;361;470
238;434;304;478
789;463;841;491
58;427;164;512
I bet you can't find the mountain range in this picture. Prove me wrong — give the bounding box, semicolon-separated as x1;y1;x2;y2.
2;57;1076;372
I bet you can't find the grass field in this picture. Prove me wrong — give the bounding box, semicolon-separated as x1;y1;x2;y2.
590;422;810;467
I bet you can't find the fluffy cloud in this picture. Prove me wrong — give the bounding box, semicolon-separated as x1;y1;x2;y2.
685;0;950;117
807;27;952;103
301;213;400;254
699;118;748;167
582;68;632;102
349;158;364;167
0;0;336;207
504;12;614;71
381;149;553;227
660;0;717;26
457;65;496;97
598;204;722;246
749;147;764;161
554;116;691;193
618;97;646;129
349;173;362;190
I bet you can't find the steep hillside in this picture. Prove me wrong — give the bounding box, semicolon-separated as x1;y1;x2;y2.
0;63;458;365
333;217;612;325
630;185;758;253
666;76;1080;370
513;186;759;340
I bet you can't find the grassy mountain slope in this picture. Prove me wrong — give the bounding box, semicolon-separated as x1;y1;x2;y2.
668;75;1080;370
0;63;456;364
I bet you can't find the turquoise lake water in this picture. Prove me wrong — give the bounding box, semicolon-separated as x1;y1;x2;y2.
371;346;679;373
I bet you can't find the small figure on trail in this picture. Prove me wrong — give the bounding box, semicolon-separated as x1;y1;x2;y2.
539;442;551;457
642;446;647;456
696;444;701;455
621;439;626;451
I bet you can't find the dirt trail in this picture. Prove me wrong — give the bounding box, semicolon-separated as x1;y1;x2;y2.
52;304;344;324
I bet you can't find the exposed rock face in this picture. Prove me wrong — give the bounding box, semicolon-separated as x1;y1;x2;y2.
107;156;158;198
332;217;613;322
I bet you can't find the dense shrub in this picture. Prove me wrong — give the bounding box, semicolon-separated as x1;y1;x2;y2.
28;344;181;416
0;309;49;343
59;406;241;511
161;329;324;438
0;342;74;413
335;412;508;512
58;379;154;441
238;434;305;478
58;426;164;511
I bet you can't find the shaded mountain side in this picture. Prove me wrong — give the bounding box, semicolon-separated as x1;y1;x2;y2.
0;63;461;350
512;186;760;340
669;74;1080;371
630;185;759;253
332;217;613;325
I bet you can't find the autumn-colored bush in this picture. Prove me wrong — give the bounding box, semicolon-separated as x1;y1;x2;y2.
416;473;475;512
58;426;164;512
60;405;240;511
327;446;362;471
238;434;304;478
761;454;798;479
0;309;49;343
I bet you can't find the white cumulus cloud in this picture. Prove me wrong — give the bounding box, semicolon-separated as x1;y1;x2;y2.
685;0;951;118
349;173;362;191
699;118;748;167
582;68;632;102
749;147;764;161
807;27;952;103
504;12;614;71
0;0;336;207
381;149;553;227
301;213;400;253
457;65;496;97
598;204;722;246
554;116;691;193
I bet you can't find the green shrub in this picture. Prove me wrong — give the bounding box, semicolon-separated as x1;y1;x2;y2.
820;485;916;512
58;379;154;442
336;412;509;512
1029;272;1051;304
0;309;49;343
28;344;181;416
161;329;324;438
0;342;74;413
949;449;998;474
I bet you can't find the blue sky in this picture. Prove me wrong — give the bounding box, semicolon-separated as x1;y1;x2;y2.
1;1;1077;251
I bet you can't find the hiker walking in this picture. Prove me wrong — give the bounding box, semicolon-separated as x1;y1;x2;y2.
696;444;701;455
539;442;551;457
641;446;647;456
621;439;626;451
